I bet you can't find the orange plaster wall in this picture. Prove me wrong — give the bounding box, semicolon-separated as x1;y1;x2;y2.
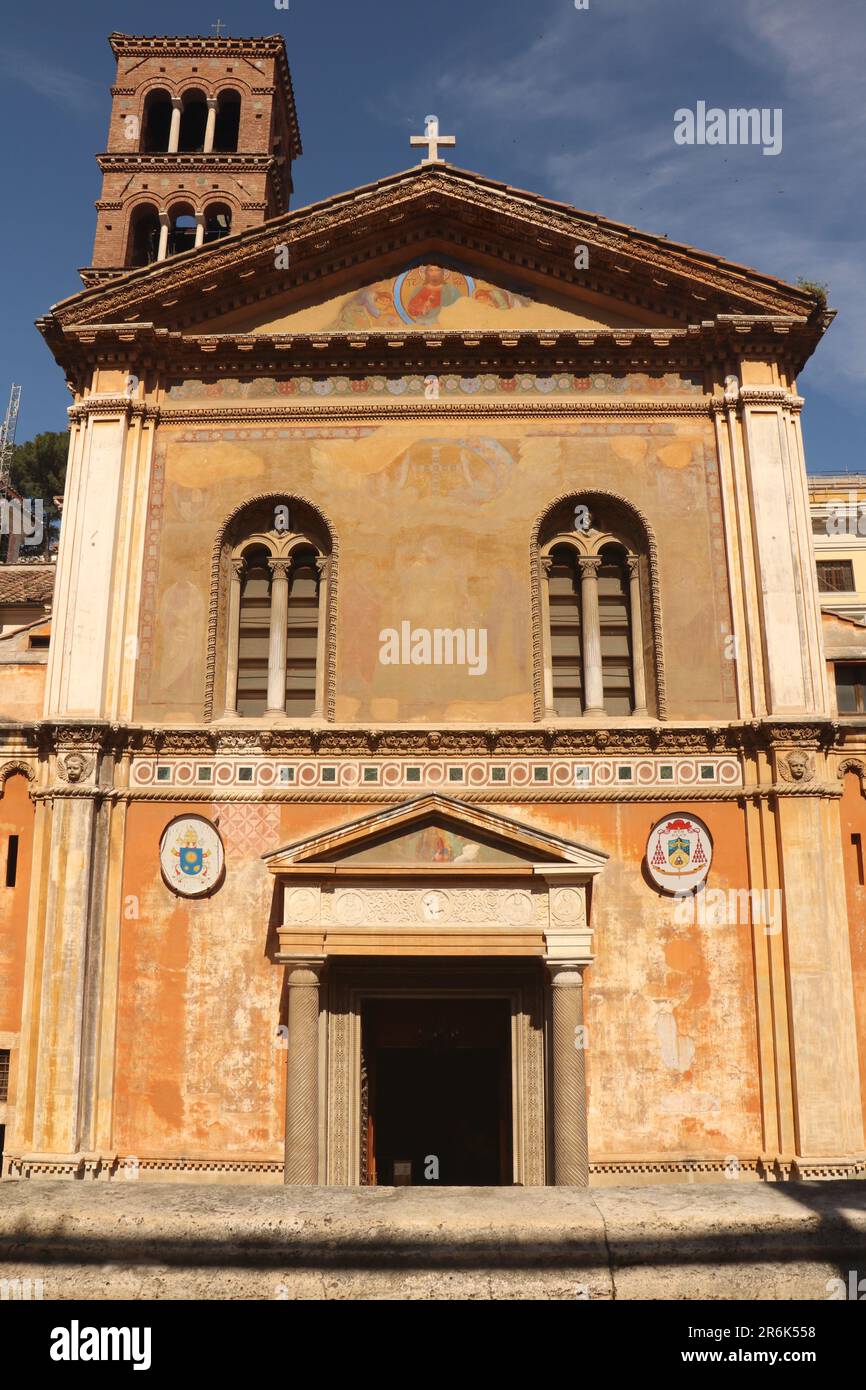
0;775;36;1106
115;797;761;1161
0;663;46;722
114;801;287;1157
517;799;763;1157
839;773;866;1138
113;800;409;1156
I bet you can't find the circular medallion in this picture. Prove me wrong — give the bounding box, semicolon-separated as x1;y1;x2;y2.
419;889;449;922
646;813;712;895
160;816;225;898
550;887;585;925
504;890;534;926
284;888;319;924
335;891;366;926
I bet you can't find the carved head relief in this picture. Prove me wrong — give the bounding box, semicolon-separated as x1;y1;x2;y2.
59;752;94;785
781;750;815;783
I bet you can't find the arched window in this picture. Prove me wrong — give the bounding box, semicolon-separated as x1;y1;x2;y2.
218;499;332;720
213;90;241;152
203;202;232;243
546;544;583;715
179;89;208;152
142;89;172;152
127;204;161;267
598;544;634;715
236;546;272;716
167;203;197;257
538;497;652;718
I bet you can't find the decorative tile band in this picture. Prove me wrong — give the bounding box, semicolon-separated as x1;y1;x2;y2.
167;371;704;402
131;756;742;791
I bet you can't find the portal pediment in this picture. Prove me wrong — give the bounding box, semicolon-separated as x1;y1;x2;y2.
263;793;608;874
265;796;607;961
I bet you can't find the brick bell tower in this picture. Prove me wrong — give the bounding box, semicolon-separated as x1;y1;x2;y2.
82;30;302;286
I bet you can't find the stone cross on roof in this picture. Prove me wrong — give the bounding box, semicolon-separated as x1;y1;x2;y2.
410;115;456;165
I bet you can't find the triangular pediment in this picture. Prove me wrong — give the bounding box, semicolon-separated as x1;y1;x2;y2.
42;163;828;375
264;794;608;873
208;254;655;335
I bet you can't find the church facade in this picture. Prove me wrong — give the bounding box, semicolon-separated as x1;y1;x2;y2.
0;32;864;1188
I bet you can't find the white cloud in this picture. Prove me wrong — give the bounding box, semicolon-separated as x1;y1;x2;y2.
0;47;99;115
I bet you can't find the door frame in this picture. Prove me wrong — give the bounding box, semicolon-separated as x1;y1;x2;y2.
323;962;546;1186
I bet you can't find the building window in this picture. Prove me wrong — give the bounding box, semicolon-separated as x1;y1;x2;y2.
236;547;272;717
127;204;161;267
547;546;583;715
5;835;18;888
214;90;241;151
220;499;331;720
598;545;633;715
178;89;208;152
0;1050;9;1102
835;662;866;713
539;497;650;718
203;202;232;243
141;89;172;152
817;560;855;593
167;203;198;256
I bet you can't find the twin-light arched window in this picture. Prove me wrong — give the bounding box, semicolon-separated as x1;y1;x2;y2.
214;493;657;722
539;496;653;718
219;499;331;720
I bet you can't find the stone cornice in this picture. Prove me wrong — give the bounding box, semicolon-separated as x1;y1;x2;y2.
68;399;716;426
96;153;275;172
43;318;821;382
2;717;848;760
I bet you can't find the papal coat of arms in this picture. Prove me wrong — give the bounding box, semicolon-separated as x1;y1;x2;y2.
646;814;712;894
159;816;225;897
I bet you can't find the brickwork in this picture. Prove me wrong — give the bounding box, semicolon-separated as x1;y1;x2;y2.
84;33;301;282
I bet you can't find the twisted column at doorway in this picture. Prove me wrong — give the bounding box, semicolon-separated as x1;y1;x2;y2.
284;960;324;1184
548;962;589;1185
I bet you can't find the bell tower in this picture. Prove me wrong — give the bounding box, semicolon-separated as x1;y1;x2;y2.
82;31;302;286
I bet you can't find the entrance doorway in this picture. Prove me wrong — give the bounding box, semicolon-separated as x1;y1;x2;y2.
361;997;512;1185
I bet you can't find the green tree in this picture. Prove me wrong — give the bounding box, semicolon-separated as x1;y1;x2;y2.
5;430;68;557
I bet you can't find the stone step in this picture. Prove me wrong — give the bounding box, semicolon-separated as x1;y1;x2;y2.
1;1180;865;1300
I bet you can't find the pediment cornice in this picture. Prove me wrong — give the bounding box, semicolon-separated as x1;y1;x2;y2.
41;165;830;377
44;317;820;382
262;792;609;873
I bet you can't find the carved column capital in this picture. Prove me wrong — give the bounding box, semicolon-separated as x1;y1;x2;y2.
546;960;586;987
268;557;292;582
577;555;603;577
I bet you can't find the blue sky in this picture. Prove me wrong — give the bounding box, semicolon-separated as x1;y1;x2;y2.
1;0;863;472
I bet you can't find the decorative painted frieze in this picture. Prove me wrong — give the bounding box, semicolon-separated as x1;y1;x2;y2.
131;754;743;791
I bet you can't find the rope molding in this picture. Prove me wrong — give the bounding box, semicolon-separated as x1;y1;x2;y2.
23;782;840;805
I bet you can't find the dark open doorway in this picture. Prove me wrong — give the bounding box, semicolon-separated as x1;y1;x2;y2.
362;997;512;1186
